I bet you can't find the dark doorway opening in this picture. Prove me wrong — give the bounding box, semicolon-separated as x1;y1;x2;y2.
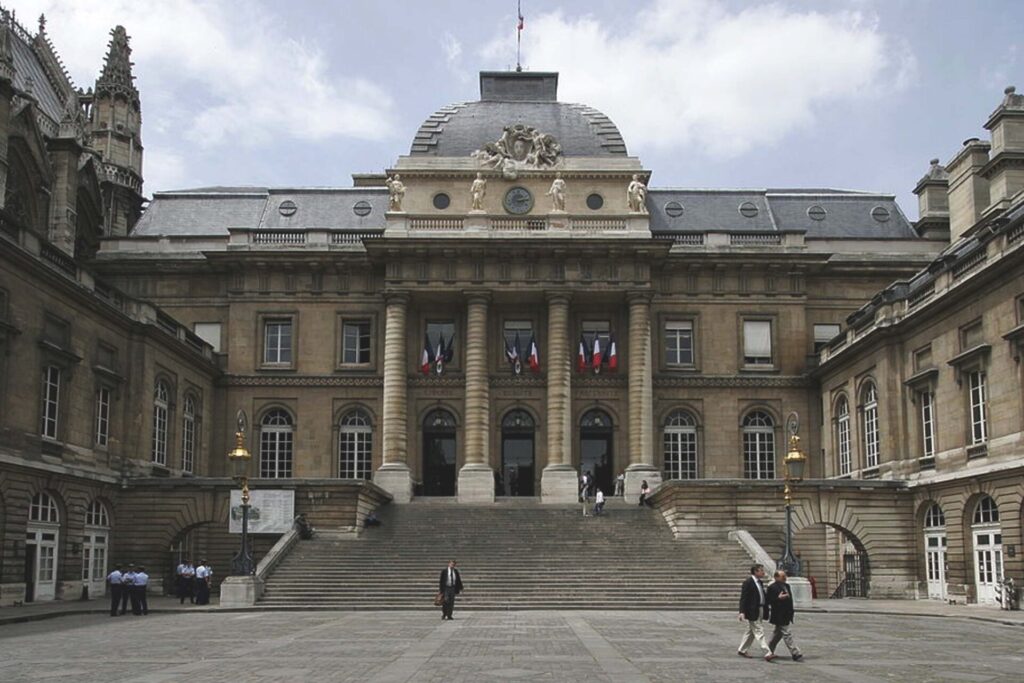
500;410;535;496
422;409;457;496
580;409;614;495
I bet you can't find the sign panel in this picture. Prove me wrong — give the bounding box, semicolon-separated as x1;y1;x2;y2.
229;489;295;534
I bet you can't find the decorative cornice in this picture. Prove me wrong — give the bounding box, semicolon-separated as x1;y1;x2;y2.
654;374;811;388
222;375;384;388
489;375;546;388
408;376;466;388
572;375;628;388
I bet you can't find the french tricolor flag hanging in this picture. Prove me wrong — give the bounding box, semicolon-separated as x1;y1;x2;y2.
527;334;540;373
607;334;618;371
434;334;447;375
421;333;433;375
577;334;589;373
591;335;603;373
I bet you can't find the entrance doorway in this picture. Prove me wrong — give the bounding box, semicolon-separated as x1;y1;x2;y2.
26;492;60;602
923;503;946;601
422;409;457;496
579;409;614;495
972;496;1003;605
500;410;535;496
83;501;111;598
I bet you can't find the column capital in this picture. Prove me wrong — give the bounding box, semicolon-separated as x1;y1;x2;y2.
545;290;573;305
463;289;492;305
626;290;653;305
384;290;410;306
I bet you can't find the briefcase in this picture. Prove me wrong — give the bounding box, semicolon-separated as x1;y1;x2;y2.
434;592;444;607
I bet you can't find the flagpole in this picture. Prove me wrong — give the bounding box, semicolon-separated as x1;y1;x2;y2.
516;1;523;72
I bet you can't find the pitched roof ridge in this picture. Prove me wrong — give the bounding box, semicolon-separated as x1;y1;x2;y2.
30;13;76;100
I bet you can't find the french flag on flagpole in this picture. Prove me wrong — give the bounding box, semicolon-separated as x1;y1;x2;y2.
577;334;589;373
435;334;447;374
592;335;603;371
528;334;540;373
421;333;433;375
607;334;618;371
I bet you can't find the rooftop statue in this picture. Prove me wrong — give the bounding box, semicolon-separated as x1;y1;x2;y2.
386;174;406;212
472;124;562;179
470;172;487;211
547;173;566;212
627;174;647;214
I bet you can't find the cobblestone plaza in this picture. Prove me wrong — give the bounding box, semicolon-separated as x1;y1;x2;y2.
1;609;1021;683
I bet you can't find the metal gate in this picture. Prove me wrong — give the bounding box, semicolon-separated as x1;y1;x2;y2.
843;552;870;598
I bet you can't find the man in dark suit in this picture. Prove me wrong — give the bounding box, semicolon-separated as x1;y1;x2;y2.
736;563;773;660
766;570;804;661
438;559;464;620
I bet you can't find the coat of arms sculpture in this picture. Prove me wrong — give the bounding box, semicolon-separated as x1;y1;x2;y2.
472;124;562;178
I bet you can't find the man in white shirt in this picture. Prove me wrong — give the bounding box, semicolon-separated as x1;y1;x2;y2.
122;565;137;615
594;489;606;516
737;564;773;660
176;559;196;604
195;560;211;605
134;566;150;616
106;566;123;617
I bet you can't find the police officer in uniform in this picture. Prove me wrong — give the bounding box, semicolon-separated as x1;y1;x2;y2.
195;559;211;605
135;566;150;615
121;565;136;615
177;559;196;604
106;565;123;617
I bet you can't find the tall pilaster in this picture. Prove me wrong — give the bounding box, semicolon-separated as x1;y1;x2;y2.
375;291;412;502
458;291;494;502
541;292;577;502
625;292;660;498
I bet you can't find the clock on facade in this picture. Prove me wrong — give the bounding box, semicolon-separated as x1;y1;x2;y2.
503;186;533;215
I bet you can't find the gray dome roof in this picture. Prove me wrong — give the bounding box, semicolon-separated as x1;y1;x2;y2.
410;72;628;157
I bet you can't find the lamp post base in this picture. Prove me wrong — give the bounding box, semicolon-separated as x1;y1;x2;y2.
220;575;263;607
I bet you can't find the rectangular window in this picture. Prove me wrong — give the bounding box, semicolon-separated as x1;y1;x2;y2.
813;324;841;353
182;415;195;474
920;391;935;459
664;320;694;366
95;387;111;447
263;319;293;365
341;321;371;365
914;345;933;372
41;366;61;440
42;316;70;348
503;320;534;353
193;323;222;353
96;344;117;372
581;321;611;351
743;320;773;366
961;321;983;350
969;371;988;445
837;411;851;476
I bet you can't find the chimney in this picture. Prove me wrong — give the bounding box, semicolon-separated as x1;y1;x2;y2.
945;137;990;242
912;158;950;240
981;85;1024;214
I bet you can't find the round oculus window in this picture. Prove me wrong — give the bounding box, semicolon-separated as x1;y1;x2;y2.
664;201;684;218
432;193;451;210
739;201;759;218
352;200;372;217
278;200;297;217
586;193;604;210
871;206;891;222
807;205;827;221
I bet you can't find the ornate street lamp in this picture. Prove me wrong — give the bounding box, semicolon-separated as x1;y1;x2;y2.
779;412;807;577
228;410;254;575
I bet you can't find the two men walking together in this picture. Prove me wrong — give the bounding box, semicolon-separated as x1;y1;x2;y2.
737;563;804;662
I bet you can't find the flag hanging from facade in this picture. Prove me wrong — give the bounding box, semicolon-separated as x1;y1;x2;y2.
434;334;446;375
577;334;589;373
591;335;603;372
607;334;618;371
443;334;455;363
527;334;540;373
421;333;433;375
504;332;521;374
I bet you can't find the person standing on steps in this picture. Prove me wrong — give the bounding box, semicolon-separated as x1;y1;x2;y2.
737;563;773;661
766;569;804;662
615;471;625;498
638;480;653;507
594;488;605;516
438;559;464;620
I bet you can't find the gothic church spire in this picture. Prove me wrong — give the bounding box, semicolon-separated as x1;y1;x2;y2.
96;25;138;104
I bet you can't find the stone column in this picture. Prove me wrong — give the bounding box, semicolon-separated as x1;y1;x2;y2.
541;292;578;502
624;292;661;499
374;291;412;502
458;291;494;502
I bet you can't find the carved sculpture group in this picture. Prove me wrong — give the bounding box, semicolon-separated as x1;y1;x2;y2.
472;123;562;177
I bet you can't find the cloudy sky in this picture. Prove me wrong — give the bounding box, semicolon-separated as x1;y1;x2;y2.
14;0;1023;217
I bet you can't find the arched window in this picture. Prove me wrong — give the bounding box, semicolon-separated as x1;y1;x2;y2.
973;496;999;525
836;396;851;476
502;409;535;431
260;409;294;478
742;411;775;479
663;410;697;480
29;492;60;523
924;503;945;529
182;396;196;473
580;409;611;429
861;382;879;469
85;500;110;527
424;409;457;430
151;381;169;465
339;409;372;480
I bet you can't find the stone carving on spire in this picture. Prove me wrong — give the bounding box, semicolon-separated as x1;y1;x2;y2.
472;124;562;179
96;25;139;102
0;12;14;83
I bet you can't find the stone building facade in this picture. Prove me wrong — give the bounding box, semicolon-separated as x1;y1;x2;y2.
0;13;1020;607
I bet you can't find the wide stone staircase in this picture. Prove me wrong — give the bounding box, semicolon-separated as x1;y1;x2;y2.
259;498;753;609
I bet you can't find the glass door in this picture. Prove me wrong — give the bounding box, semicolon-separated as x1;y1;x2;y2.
924;532;946;600
973;530;1003;605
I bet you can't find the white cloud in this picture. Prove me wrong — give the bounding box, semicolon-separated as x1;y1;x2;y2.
484;0;913;158
14;0;397;149
442;31;463;65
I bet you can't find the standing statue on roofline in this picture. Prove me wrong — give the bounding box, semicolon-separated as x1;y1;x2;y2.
470;172;487;211
627;174;648;214
386;174;406;212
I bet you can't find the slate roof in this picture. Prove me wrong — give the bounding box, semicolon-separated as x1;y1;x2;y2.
10;27;66;124
647;189;916;239
132;188;388;237
411;101;627;157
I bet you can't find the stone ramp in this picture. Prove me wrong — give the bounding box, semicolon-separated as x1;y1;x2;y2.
259;498;752;609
